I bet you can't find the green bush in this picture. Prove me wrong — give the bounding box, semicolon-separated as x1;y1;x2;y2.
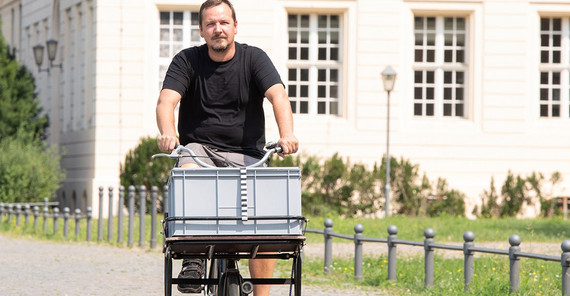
480;171;562;218
120;136;176;212
272;154;465;217
0;132;65;203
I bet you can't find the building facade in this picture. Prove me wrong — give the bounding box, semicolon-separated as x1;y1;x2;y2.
1;0;569;217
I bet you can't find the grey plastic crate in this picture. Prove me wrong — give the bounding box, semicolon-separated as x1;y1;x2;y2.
166;167;302;237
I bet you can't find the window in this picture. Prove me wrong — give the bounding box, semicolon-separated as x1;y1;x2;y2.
287;14;342;115
413;16;467;118
158;11;202;90
539;17;570;118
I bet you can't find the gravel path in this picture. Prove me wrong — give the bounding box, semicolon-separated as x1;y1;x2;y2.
0;233;562;296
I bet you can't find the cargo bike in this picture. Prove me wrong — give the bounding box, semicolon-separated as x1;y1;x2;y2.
153;143;307;296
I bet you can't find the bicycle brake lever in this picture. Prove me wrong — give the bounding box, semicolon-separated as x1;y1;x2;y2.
151;146;183;159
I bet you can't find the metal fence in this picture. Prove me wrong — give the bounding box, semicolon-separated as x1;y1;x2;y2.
0;185;166;248
305;218;570;295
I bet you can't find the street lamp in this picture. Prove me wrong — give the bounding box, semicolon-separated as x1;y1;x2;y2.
33;39;63;73
381;66;397;217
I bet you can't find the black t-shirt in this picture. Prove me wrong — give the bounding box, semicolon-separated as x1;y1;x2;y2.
162;42;283;158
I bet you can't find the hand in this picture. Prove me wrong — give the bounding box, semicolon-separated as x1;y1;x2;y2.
157;135;179;153
277;135;299;157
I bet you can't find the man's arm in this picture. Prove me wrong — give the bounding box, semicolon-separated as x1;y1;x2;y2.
265;83;299;155
156;88;182;152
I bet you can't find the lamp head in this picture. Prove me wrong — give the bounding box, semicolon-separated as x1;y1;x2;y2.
381;66;397;92
46;39;58;62
33;44;45;67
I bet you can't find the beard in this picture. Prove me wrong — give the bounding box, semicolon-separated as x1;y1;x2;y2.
211;43;230;52
210;35;230;52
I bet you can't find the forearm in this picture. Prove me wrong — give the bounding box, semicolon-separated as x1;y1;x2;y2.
156;89;181;152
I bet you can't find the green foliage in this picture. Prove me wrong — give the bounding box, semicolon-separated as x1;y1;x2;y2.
480;171;560;218
481;177;500;218
119;136;176;212
425;178;466;217
272;153;465;217
0;29;64;204
0;31;48;139
0;132;65;203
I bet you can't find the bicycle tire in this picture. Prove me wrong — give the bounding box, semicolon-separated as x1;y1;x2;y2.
164;250;172;296
223;272;241;296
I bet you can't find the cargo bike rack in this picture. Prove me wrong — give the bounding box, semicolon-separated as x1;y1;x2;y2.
153;143;307;296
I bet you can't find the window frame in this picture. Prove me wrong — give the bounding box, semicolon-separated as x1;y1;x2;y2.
286;13;343;116
539;16;570;119
412;15;469;119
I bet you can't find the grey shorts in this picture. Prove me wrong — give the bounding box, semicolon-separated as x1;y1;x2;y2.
178;143;265;168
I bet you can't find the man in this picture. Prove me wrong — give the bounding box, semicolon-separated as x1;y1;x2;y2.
156;0;298;295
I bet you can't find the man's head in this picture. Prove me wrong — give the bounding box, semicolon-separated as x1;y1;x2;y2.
199;0;238;54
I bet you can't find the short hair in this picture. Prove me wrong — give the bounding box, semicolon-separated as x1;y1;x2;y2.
199;0;237;27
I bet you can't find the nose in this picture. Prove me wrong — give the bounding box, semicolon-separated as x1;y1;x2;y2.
213;23;222;33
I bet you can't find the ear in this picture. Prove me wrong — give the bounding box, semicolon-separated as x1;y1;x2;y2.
199;25;204;38
234;20;238;35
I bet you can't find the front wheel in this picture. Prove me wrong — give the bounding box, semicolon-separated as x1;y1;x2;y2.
218;266;242;296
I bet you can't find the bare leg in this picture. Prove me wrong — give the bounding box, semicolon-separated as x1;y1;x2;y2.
249;258;276;296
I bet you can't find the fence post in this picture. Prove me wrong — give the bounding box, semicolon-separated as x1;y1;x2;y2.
98;186;104;241
107;186;114;242
53;207;60;235
63;207;70;237
0;203;4;220
7;204;13;223
139;185;147;248
75;209;81;237
86;207;92;241
463;231;475;292
509;234;521;293
33;206;39;229
43;204;48;233
562;240;570;296
324;218;333;274
118;186;125;244
354;224;364;281
15;204;21;226
150;186;158;249
24;204;31;226
128;185;135;247
424;228;435;287
387;225;398;281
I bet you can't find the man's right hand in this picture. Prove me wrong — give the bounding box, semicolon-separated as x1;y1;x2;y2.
157;135;180;153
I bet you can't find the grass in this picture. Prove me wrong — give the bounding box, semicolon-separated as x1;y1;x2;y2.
304;214;570;244
283;255;561;295
2;214;569;295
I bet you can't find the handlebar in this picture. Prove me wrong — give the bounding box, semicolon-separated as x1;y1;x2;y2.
151;142;283;168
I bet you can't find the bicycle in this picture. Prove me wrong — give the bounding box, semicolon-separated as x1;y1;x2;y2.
153;143;307;296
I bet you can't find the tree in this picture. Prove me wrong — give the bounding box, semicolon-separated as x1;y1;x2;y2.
0;31;48;139
0;30;64;203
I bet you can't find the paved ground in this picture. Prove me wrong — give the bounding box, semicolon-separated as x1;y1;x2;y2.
0;234;390;296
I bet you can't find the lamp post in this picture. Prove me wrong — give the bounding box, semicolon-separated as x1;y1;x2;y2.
381;66;397;217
